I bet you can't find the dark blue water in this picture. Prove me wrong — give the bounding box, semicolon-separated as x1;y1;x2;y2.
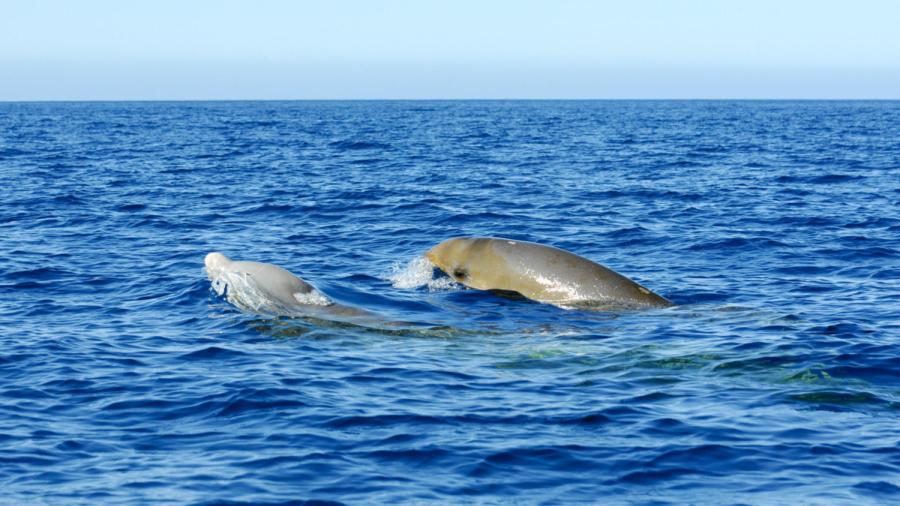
2;100;899;504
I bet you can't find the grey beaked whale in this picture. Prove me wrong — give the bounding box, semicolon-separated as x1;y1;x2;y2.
204;252;372;320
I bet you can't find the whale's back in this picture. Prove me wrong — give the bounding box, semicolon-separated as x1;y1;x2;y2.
227;260;314;303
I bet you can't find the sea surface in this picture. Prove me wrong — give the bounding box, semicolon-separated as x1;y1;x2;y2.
1;100;899;505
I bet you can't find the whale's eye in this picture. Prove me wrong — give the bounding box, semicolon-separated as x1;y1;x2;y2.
452;268;467;279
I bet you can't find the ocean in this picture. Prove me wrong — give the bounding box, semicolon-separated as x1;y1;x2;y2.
1;100;899;504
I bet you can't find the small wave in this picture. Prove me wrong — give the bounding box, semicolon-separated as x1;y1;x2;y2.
328;140;391;150
775;173;864;185
181;346;249;361
808;173;864;184
388;256;460;291
236;203;296;215
853;481;900;497
0;147;30;157
5;267;75;281
217;398;308;417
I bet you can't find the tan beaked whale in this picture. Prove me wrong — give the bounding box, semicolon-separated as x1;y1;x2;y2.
204;252;373;320
425;237;673;309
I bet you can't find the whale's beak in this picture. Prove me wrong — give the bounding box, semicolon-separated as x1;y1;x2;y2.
424;243;450;272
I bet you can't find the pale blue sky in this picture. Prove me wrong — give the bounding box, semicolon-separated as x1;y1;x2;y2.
2;0;899;100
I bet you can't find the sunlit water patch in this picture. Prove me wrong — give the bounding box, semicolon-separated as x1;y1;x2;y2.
1;100;899;504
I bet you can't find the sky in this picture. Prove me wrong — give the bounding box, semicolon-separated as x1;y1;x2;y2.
2;0;899;100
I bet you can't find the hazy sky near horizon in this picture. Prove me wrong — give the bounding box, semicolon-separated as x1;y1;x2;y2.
3;0;899;99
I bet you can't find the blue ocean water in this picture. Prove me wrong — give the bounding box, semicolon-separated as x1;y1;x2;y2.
1;100;899;505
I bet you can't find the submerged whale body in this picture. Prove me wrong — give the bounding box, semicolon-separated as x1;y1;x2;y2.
425;237;673;309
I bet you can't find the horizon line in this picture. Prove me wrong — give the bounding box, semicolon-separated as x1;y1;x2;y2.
3;97;900;103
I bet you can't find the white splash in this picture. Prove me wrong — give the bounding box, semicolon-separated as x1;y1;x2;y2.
388;255;460;291
292;289;332;306
208;269;277;314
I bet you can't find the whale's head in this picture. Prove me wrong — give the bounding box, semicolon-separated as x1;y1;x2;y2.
425;237;490;287
204;252;232;279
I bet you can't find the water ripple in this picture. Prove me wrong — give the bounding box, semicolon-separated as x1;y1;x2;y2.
1;100;899;504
